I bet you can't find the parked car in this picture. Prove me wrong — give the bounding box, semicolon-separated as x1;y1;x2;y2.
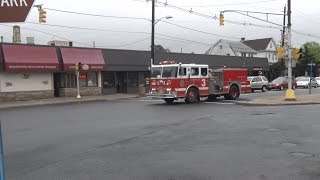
247;76;269;92
296;76;318;88
315;77;320;86
268;76;297;90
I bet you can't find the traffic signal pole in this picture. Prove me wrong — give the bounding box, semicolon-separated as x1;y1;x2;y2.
285;0;296;101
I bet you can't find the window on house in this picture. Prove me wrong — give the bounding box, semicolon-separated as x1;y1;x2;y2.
270;43;273;48
241;53;246;57
227;53;230;56
220;45;223;49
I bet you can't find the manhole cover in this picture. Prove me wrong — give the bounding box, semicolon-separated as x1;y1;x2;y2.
281;142;298;147
290;152;313;158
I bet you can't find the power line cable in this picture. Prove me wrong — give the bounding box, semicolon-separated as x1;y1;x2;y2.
179;0;282;7
26;22;150;35
97;38;150;48
0;24;92;46
44;8;149;21
162;21;239;39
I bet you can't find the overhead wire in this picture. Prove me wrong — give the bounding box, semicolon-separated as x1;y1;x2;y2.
44;8;149;21
153;0;320;39
0;24;92;47
178;0;283;7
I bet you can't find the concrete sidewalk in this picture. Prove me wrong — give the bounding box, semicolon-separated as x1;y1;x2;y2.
237;92;320;106
0;94;139;110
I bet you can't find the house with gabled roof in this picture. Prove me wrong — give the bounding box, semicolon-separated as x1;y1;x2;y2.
243;37;278;64
205;39;257;57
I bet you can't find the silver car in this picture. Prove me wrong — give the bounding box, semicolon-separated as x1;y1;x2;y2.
315;77;320;86
296;76;318;88
247;76;269;92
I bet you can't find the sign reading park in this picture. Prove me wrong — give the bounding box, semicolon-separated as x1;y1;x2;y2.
0;0;35;22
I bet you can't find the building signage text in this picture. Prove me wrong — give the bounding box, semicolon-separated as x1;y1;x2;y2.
0;0;28;7
8;65;57;69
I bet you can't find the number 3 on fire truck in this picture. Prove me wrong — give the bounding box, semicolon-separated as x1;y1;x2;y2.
201;79;206;87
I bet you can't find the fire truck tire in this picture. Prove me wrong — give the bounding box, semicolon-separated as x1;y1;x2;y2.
185;88;200;104
164;98;174;104
224;85;240;100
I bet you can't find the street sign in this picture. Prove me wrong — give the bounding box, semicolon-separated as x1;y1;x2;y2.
0;0;35;23
308;63;316;66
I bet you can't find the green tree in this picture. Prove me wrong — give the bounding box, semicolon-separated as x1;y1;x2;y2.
294;43;318;77
268;58;286;80
304;41;320;62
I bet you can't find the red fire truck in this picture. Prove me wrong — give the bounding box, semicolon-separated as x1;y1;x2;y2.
147;61;251;104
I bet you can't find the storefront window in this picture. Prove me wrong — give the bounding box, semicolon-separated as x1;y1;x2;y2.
80;72;98;87
103;72;115;88
128;72;138;87
61;72;98;88
61;73;77;88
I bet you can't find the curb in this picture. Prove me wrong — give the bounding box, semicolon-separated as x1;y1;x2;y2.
235;101;320;106
0;95;140;110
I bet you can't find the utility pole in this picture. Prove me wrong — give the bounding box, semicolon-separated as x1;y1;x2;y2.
285;0;296;100
150;0;155;66
281;5;286;47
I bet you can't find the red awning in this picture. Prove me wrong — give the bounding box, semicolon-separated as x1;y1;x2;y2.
60;48;106;71
2;44;60;72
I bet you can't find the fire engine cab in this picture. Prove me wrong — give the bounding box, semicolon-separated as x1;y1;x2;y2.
147;61;251;104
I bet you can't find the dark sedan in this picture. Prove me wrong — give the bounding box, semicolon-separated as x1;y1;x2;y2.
268;76;297;90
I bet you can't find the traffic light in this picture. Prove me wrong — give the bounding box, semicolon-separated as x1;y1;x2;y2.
293;48;303;61
75;62;82;71
276;47;285;59
219;14;224;26
39;8;47;23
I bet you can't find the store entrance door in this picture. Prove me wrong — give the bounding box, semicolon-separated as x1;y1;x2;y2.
53;73;61;97
116;72;127;93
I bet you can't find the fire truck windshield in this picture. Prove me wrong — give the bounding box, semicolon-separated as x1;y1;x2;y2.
151;66;178;78
151;67;162;78
162;67;178;78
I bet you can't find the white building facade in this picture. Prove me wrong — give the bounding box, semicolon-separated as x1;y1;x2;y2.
205;39;257;58
243;38;278;64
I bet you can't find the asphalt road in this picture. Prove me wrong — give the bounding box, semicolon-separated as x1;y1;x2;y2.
1;93;320;180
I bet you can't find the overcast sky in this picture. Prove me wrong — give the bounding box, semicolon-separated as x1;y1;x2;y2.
0;0;319;53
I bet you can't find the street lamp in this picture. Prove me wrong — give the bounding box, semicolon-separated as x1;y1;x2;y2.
150;0;173;67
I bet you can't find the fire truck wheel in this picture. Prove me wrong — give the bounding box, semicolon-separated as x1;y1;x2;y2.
224;85;240;100
185;88;199;104
164;98;174;104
